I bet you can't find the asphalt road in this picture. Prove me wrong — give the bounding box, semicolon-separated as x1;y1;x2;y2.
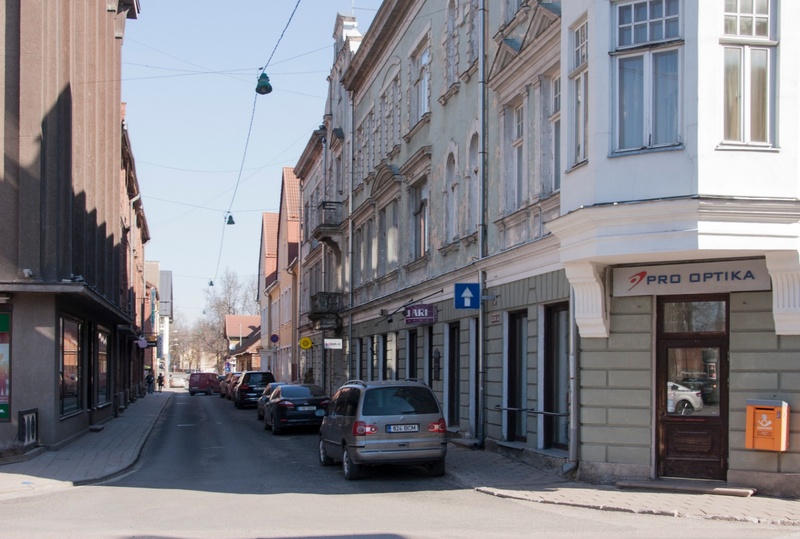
0;392;796;539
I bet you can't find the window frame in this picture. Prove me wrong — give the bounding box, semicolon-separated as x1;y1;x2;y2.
411;41;431;126
570;19;589;166
720;0;777;147
613;1;683;153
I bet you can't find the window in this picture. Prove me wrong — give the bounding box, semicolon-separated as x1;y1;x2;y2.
505;100;527;211
504;0;522;25
723;0;775;145
60;317;81;416
615;1;681;151
97;330;109;406
445;153;458;241
411;42;431;125
551;76;562;191
571;20;589;164
445;0;458;87
467;0;479;64
0;312;10;420
467;134;480;233
411;181;429;260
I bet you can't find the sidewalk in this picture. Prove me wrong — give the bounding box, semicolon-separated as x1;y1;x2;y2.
0;390;799;527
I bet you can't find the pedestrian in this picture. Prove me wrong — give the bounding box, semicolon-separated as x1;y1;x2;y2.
157;373;165;393
145;372;155;394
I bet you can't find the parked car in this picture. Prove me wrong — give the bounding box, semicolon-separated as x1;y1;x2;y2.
213;375;225;394
319;379;447;480
667;382;704;415
681;377;719;404
232;371;276;409
169;374;187;388
256;381;287;420
264;384;330;434
219;372;241;399
188;372;217;396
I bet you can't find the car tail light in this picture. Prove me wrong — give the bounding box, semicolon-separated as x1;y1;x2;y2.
319;399;330;408
277;400;295;408
428;418;447;433
353;420;378;436
239;384;250;391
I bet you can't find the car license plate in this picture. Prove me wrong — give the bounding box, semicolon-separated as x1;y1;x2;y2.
387;424;419;433
297;406;315;411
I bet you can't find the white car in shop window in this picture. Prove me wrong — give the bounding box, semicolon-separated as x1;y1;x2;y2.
667;382;704;415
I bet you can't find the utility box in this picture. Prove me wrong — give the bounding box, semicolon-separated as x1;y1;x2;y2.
745;399;790;451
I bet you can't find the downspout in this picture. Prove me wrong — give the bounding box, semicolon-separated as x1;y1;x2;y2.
322;130;328;390
347;89;355;380
564;286;579;474
476;0;488;448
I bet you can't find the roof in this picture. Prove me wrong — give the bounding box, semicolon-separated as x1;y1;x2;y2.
224;315;260;340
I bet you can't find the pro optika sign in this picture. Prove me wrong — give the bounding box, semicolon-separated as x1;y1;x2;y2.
613;259;771;297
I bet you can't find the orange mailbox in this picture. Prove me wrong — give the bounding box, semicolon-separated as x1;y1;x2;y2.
745;399;790;451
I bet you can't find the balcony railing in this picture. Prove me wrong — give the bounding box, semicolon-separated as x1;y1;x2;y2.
312;201;344;231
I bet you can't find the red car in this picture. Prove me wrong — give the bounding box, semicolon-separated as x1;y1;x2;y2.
188;372;217;396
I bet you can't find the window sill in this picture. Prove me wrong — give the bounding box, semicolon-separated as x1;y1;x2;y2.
609;143;683;158
438;239;460;257
404;254;429;273
438;82;460;106
715;143;779;153
565;159;588;174
403;113;431;143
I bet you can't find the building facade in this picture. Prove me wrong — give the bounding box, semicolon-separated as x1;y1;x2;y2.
0;1;146;451
295;0;800;496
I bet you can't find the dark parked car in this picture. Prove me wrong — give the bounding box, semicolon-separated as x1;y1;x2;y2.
232;371;277;409
219;372;241;399
256;381;287;420
319;379;447;480
263;384;330;434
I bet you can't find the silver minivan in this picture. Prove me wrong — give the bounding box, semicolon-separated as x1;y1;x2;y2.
318;379;447;480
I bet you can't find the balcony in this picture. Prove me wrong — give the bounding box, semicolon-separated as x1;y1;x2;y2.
310;201;344;254
309;292;343;330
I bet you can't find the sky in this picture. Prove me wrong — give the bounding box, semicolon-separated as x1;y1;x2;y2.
121;1;383;325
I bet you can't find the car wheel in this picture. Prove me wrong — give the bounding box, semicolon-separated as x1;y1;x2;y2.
319;438;334;466
675;400;694;415
235;398;242;409
206;389;212;396
428;459;446;477
189;391;195;396
342;446;361;480
257;408;263;420
263;414;271;430
271;413;281;435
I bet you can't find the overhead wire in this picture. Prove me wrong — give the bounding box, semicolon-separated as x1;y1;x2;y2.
211;0;303;286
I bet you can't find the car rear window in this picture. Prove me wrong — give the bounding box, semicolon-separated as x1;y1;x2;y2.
361;387;440;416
247;372;275;384
281;384;325;398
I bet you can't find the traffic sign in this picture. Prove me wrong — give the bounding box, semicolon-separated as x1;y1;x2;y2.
454;283;481;309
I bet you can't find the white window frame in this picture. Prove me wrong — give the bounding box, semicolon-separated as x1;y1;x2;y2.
411;181;429;260
721;0;776;147
550;75;562;192
411;42;431;125
614;1;682;152
570;20;589;165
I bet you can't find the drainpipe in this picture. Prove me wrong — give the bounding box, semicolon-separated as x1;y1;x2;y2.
476;0;488;448
347;89;355;380
564;286;580;474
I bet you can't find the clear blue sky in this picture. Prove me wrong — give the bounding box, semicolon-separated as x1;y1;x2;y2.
121;1;382;324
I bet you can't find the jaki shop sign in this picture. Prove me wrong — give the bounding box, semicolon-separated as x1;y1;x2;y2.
404;304;437;324
612;259;771;297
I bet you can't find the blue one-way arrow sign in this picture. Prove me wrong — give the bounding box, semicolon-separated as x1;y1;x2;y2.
454;283;481;309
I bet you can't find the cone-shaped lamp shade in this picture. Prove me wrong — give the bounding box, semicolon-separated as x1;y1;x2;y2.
256;73;272;95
